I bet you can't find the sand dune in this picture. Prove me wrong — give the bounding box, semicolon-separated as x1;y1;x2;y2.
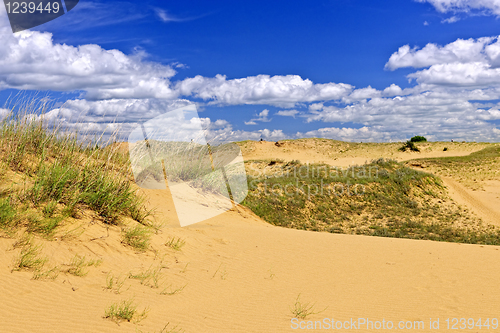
2;139;499;332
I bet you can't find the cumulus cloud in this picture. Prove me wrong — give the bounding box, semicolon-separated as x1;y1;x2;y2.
382;84;404;96
1;3;499;143
176;74;353;107
0;8;177;99
385;37;496;70
415;0;500;16
0;4;353;108
276;109;300;117
38;98;196;143
385;36;500;88
244;109;271;125
302;91;500;142
344;86;381;102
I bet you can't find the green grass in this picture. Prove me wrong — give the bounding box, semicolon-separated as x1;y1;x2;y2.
104;273;128;294
0;197;17;230
160;284;187;296
0;105;153;235
12;241;47;272
136;323;185;333
408;145;500;190
128;265;163;288
290;294;327;319
103;299;148;324
122;225;152;251
64;255;102;277
241;158;500;245
164;236;185;251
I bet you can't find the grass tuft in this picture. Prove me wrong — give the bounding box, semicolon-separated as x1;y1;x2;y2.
12;241;47;272
122;225;151;251
0;103;153;239
103;299;148;324
164;236;185;251
64;255;102;277
290;294;327;319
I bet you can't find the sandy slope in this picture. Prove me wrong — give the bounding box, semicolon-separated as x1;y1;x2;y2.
239;140;492;166
2;140;500;332
440;177;500;226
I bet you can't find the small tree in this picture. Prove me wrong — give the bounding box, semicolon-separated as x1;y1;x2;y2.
410;135;427;142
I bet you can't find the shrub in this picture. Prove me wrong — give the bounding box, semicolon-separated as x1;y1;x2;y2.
410;136;427;142
399;141;420;152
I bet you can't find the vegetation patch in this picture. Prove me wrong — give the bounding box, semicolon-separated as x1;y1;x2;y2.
164;236;185;251
0;106;152;241
399;141;420;152
242;158;500;245
64;255;102;277
408;145;500;190
103;299;149;324
122;225;152;251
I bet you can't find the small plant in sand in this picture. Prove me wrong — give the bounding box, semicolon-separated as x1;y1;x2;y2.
104;273;128;294
136;322;185;333
290;294;327;319
32;266;60;280
122;225;152;251
160;283;187;296
64;254;102;277
103;299;149;324
129;265;164;289
164;236;185;251
12;241;47;272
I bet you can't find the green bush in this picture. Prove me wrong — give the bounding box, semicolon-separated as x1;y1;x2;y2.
399;141;420;152
410;136;427;142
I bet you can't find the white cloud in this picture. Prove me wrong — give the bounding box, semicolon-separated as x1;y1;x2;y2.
245;109;271;125
382;84;404;96
276;109;300;117
176;74;353;107
442;15;461;23
407;62;500;86
155;9;186;23
0;3;353;108
309;103;324;111
0;8;177;99
385;37;495;70
344;86;381;102
298;127;394;142
0;3;499;143
415;0;500;16
384;36;500;89
302;90;500;142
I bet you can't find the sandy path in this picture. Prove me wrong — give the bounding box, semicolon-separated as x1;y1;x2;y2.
441;177;500;226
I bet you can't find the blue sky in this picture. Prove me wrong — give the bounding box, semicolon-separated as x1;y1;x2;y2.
1;0;500;142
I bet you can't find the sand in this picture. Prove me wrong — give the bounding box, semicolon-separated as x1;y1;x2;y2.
2;140;500;332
